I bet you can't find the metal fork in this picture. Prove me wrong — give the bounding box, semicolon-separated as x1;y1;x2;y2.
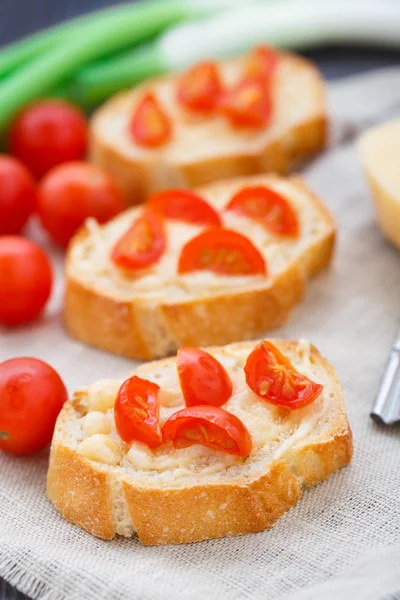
371;327;400;424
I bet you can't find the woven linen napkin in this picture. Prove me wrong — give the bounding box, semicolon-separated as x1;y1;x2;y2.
1;68;400;600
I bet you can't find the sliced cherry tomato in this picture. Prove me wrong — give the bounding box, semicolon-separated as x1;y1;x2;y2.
178;228;266;276
0;357;67;455
244;341;324;409
147;189;221;227
130;93;171;147
177;61;222;113
114;375;162;448
0;236;53;326
162;405;252;457
177;347;233;408
226;185;299;237
10;99;88;179
111;209;166;270
38;162;125;247
219;79;272;128
244;46;278;84
0;155;37;235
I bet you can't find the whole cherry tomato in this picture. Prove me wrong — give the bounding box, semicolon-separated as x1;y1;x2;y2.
10;99;88;178
0;236;53;326
0;155;37;235
114;375;162;448
244;341;323;409
0;357;67;455
177;347;233;407
37;162;125;247
162;405;252;457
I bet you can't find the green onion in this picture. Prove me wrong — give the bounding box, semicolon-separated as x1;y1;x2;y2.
65;43;167;108
0;0;237;132
68;0;400;108
0;5;138;79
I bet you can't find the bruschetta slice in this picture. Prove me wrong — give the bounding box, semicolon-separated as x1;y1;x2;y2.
64;174;335;360
90;47;326;204
47;339;352;545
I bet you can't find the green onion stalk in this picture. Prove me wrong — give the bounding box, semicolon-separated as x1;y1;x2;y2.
0;0;244;133
0;4;145;79
67;0;400;108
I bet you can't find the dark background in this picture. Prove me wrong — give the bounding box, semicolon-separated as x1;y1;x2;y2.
1;0;400;80
1;1;400;599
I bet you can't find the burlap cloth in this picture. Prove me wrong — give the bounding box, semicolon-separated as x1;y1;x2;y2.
1;67;400;600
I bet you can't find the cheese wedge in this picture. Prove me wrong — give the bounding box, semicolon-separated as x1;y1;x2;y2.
358;120;400;250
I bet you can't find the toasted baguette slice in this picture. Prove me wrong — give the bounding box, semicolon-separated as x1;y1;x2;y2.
47;339;352;545
90;51;326;204
358;121;400;250
64;174;335;360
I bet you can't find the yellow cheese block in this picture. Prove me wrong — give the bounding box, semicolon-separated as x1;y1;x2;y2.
358;121;400;250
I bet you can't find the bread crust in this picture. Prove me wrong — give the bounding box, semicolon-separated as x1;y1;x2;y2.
64;175;335;360
64;259;306;361
46;341;352;545
90;53;326;204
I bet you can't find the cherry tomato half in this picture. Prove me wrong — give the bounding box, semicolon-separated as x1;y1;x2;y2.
244;46;278;84
244;341;324;409
0;155;37;235
10;99;88;179
177;347;233;407
0;236;53;326
130;93;172;148
178;228;266;276
177;61;223;113
114;375;162;448
148;189;221;227
226;185;299;237
37;162;125;247
0;357;67;455
162;405;252;457
111;209;166;270
219;79;272;128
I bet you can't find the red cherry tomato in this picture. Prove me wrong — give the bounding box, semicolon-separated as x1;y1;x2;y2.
0;236;53;326
10;100;88;179
177;61;223;112
162;405;252;457
114;375;162;448
37;162;125;247
219;79;272;128
0;357;67;455
244;46;278;84
178;228;266;276
147;189;221;227
226;185;299;237
111;210;166;270
130;93;171;147
244;341;324;409
0;155;37;235
177;347;233;407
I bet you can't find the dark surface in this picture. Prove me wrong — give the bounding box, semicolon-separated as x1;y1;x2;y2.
1;0;400;78
1;2;400;600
